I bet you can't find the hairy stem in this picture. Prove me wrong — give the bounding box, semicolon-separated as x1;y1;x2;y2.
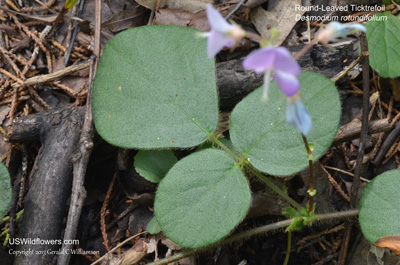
211;135;303;210
146;210;358;265
302;135;314;213
294;39;318;60
248;164;303;211
283;231;292;265
209;134;239;159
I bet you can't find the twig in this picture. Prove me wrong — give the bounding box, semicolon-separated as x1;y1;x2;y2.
391;112;400;126
93;0;101;58
20;0;56;12
64;0;86;65
297;223;346;246
0;80;11;99
333;118;391;145
0;68;24;85
0;45;23;77
146;210;358;265
100;173;117;251
53;81;77;97
56;57;96;265
46;50;53;73
372;121;400;166
13;24;53;76
0;95;30;105
8;85;19;126
224;0;246;19
90;232;147;265
387;97;393;120
382;140;400;165
11;15;48;52
331;51;369;83
57;0;101;260
28;86;51;109
323;165;354;177
365;132;383;164
5;0;20;12
338;33;370;265
321;166;350;203
12;61;90;88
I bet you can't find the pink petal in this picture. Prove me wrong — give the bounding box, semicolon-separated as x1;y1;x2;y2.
242;47;276;74
207;30;234;57
274;70;299;97
272;47;301;76
206;5;235;33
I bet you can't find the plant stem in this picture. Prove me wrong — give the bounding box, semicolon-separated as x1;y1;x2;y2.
283;231;292;265
211;135;303;211
209;135;240;159
294;39;318;60
248;164;303;211
145;210;358;265
302;135;314;213
245;31;264;42
338;33;370;265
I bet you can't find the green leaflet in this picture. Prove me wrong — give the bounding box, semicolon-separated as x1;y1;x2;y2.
154;149;251;248
0;163;11;220
134;150;177;183
146;217;161;235
359;169;400;244
92;25;218;148
230;72;341;176
367;12;400;78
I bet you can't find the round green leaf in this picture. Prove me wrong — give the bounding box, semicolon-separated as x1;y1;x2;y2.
359;169;400;244
146;217;161;235
0;163;11;220
134;150;177;183
230;72;341;176
92;25;218;148
154;149;251;248
367;12;400;78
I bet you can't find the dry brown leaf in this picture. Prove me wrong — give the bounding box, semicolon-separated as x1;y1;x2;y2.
135;0;212;13
375;235;400;255
161;238;182;251
154;9;209;31
146;238;159;255
102;7;147;32
250;0;305;46
244;0;268;8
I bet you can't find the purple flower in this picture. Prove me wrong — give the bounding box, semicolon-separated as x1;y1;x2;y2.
203;5;245;57
243;46;301;100
286;95;312;136
317;22;366;45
